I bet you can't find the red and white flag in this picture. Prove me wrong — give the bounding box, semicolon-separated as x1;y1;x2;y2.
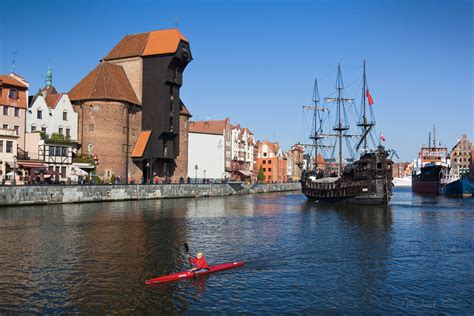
380;134;386;142
366;89;374;106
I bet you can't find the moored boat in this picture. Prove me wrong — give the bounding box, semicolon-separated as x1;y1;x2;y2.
440;176;473;198
393;176;412;187
300;62;393;205
411;126;448;195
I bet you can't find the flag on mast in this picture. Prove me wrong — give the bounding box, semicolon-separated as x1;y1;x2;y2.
380;133;386;142
366;89;374;106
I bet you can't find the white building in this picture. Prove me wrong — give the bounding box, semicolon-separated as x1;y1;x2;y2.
27;92;78;141
187;132;225;181
26;67;78;141
230;125;255;180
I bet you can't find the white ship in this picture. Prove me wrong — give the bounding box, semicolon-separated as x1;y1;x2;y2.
393;176;412;187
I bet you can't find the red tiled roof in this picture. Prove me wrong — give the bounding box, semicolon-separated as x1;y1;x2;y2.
45;93;62;109
189;119;228;135
131;130;151;158
180;100;192;117
104;28;188;61
103;32;149;61
0;75;28;88
143;29;188;56
40;86;58;96
68;62;140;105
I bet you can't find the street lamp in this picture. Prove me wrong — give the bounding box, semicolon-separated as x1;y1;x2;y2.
194;164;199;183
203;169;206;183
13;155;17;186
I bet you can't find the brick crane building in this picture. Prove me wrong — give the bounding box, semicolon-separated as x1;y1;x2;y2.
69;29;192;183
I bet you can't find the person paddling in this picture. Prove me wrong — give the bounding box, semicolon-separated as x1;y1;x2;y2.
188;252;209;273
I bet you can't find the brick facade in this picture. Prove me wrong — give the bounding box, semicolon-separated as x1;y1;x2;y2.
449;134;472;175
173;111;190;182
74;101;142;182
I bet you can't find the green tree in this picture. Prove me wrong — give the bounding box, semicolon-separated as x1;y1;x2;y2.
257;165;265;182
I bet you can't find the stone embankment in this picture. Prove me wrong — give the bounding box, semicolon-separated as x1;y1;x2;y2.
0;183;301;207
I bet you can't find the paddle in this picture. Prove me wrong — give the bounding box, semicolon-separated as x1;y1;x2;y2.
184;242;196;272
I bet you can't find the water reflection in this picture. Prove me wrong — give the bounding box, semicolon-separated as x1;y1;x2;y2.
0;191;472;313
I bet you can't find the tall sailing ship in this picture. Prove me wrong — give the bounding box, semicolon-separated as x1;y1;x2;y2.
300;62;393;205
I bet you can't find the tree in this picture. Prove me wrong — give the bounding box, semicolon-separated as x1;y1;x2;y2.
257;165;265;182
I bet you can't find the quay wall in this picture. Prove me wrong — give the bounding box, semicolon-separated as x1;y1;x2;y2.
0;183;301;207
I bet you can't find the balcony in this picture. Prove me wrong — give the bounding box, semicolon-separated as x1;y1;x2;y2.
0;128;19;138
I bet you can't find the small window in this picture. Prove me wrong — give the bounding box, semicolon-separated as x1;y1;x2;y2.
62;147;67;157
0;140;3;153
6;141;13;153
13;125;19;135
41;126;47;133
63;111;67;121
8;89;19;99
268;168;272;172
66;128;70;138
61;166;66;178
263;168;266;172
3;106;8;115
49;146;55;156
88;124;94;131
58;127;63;135
263;160;266;164
31;125;36;132
37;109;42;119
14;108;19;117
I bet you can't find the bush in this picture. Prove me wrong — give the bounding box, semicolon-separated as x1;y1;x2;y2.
257;165;265;182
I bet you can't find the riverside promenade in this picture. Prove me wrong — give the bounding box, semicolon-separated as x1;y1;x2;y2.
0;182;301;207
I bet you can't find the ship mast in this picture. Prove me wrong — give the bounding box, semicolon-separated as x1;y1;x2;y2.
325;64;353;176
303;77;328;171
356;61;375;154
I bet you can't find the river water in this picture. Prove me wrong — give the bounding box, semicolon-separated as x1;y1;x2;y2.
0;188;473;313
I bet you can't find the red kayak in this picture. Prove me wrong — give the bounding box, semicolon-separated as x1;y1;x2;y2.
145;261;245;285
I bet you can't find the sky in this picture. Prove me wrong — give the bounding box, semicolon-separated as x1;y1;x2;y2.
1;0;472;161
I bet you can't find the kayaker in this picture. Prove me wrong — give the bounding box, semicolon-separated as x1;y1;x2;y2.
188;252;209;273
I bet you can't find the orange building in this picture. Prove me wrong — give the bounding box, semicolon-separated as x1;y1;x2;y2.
0;73;29;150
256;140;287;183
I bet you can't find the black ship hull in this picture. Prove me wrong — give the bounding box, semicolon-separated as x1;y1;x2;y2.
301;146;393;205
411;164;446;195
302;178;391;205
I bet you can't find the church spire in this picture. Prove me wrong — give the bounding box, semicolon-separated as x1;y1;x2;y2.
45;62;52;88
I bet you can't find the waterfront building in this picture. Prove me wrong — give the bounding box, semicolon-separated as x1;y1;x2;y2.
392;162;411;178
230;125;255;181
0;127;19;183
0;73;28;152
69;28;192;183
286;144;305;181
256;140;287;183
470;150;474;180
27;65;78;142
448;134;472;175
188;119;231;181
